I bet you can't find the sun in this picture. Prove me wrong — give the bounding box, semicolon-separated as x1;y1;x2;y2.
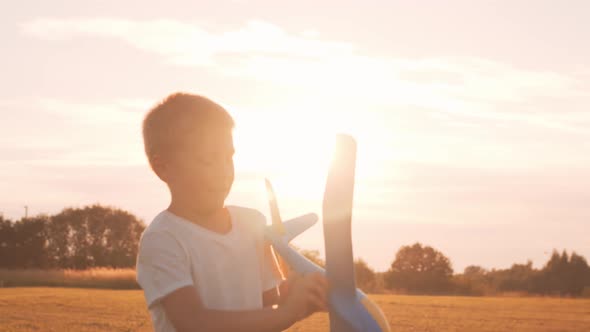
232;110;335;200
228;101;387;206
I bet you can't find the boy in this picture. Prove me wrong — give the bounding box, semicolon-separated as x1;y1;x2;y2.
136;93;329;332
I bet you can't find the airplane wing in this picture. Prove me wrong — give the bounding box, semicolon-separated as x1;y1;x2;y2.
324;134;386;332
323;134;359;328
323;134;357;296
329;295;383;332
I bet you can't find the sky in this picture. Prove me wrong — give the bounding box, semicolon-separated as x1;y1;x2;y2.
1;0;589;272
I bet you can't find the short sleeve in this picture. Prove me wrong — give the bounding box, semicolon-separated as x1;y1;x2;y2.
136;231;194;308
261;241;285;291
235;206;284;292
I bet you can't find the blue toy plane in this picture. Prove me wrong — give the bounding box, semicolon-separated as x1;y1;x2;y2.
264;134;391;332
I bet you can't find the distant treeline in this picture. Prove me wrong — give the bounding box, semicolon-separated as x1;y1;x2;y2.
1;205;589;296
299;244;590;297
381;243;590;297
0;205;144;269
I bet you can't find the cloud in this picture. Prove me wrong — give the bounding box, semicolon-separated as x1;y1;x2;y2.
353;161;590;226
16;18;590;173
20;18;353;66
0;98;151;166
20;17;589;136
38;98;152;126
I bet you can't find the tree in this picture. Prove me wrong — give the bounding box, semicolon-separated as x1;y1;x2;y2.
464;265;487;277
46;209;73;268
384;243;453;294
354;258;377;293
101;206;145;268
539;250;571;295
50;204;143;268
12;215;50;268
0;216;15;267
537;250;590;296
494;261;537;293
452;265;491;296
568;252;590;295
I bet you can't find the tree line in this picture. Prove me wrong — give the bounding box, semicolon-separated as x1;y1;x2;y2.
382;243;590;297
299;244;590;297
1;205;589;296
0;205;144;269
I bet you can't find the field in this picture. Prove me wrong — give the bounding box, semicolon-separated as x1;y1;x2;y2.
0;269;138;289
1;288;589;331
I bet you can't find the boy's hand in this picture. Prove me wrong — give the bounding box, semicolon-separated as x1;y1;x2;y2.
282;272;329;322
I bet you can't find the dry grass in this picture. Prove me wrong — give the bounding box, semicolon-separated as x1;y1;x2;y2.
0;268;138;289
0;287;150;332
289;294;590;332
1;288;590;331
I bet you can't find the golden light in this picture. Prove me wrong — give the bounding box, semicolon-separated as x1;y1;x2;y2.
229;102;390;203
232;108;334;199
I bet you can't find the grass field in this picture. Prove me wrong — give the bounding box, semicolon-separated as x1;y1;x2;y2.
0;288;589;331
0;269;138;289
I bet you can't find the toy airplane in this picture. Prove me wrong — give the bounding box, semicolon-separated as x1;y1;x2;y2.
264;134;391;332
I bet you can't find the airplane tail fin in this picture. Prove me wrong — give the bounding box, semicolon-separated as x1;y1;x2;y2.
265;178;318;242
265;178;286;236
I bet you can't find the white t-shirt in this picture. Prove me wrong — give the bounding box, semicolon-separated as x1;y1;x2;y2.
136;205;283;332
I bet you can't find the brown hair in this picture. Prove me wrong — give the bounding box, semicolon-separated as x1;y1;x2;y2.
142;92;234;172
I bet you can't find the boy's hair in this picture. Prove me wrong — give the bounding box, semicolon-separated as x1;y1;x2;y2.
142;92;235;172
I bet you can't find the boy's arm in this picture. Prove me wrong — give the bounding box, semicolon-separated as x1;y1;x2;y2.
136;231;326;331
162;286;294;332
162;273;328;332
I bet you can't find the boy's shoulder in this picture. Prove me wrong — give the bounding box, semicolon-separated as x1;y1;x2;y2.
227;205;265;222
141;206;268;237
143;210;176;234
227;205;267;234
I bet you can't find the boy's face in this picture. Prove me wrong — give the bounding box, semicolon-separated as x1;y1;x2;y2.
165;127;235;214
